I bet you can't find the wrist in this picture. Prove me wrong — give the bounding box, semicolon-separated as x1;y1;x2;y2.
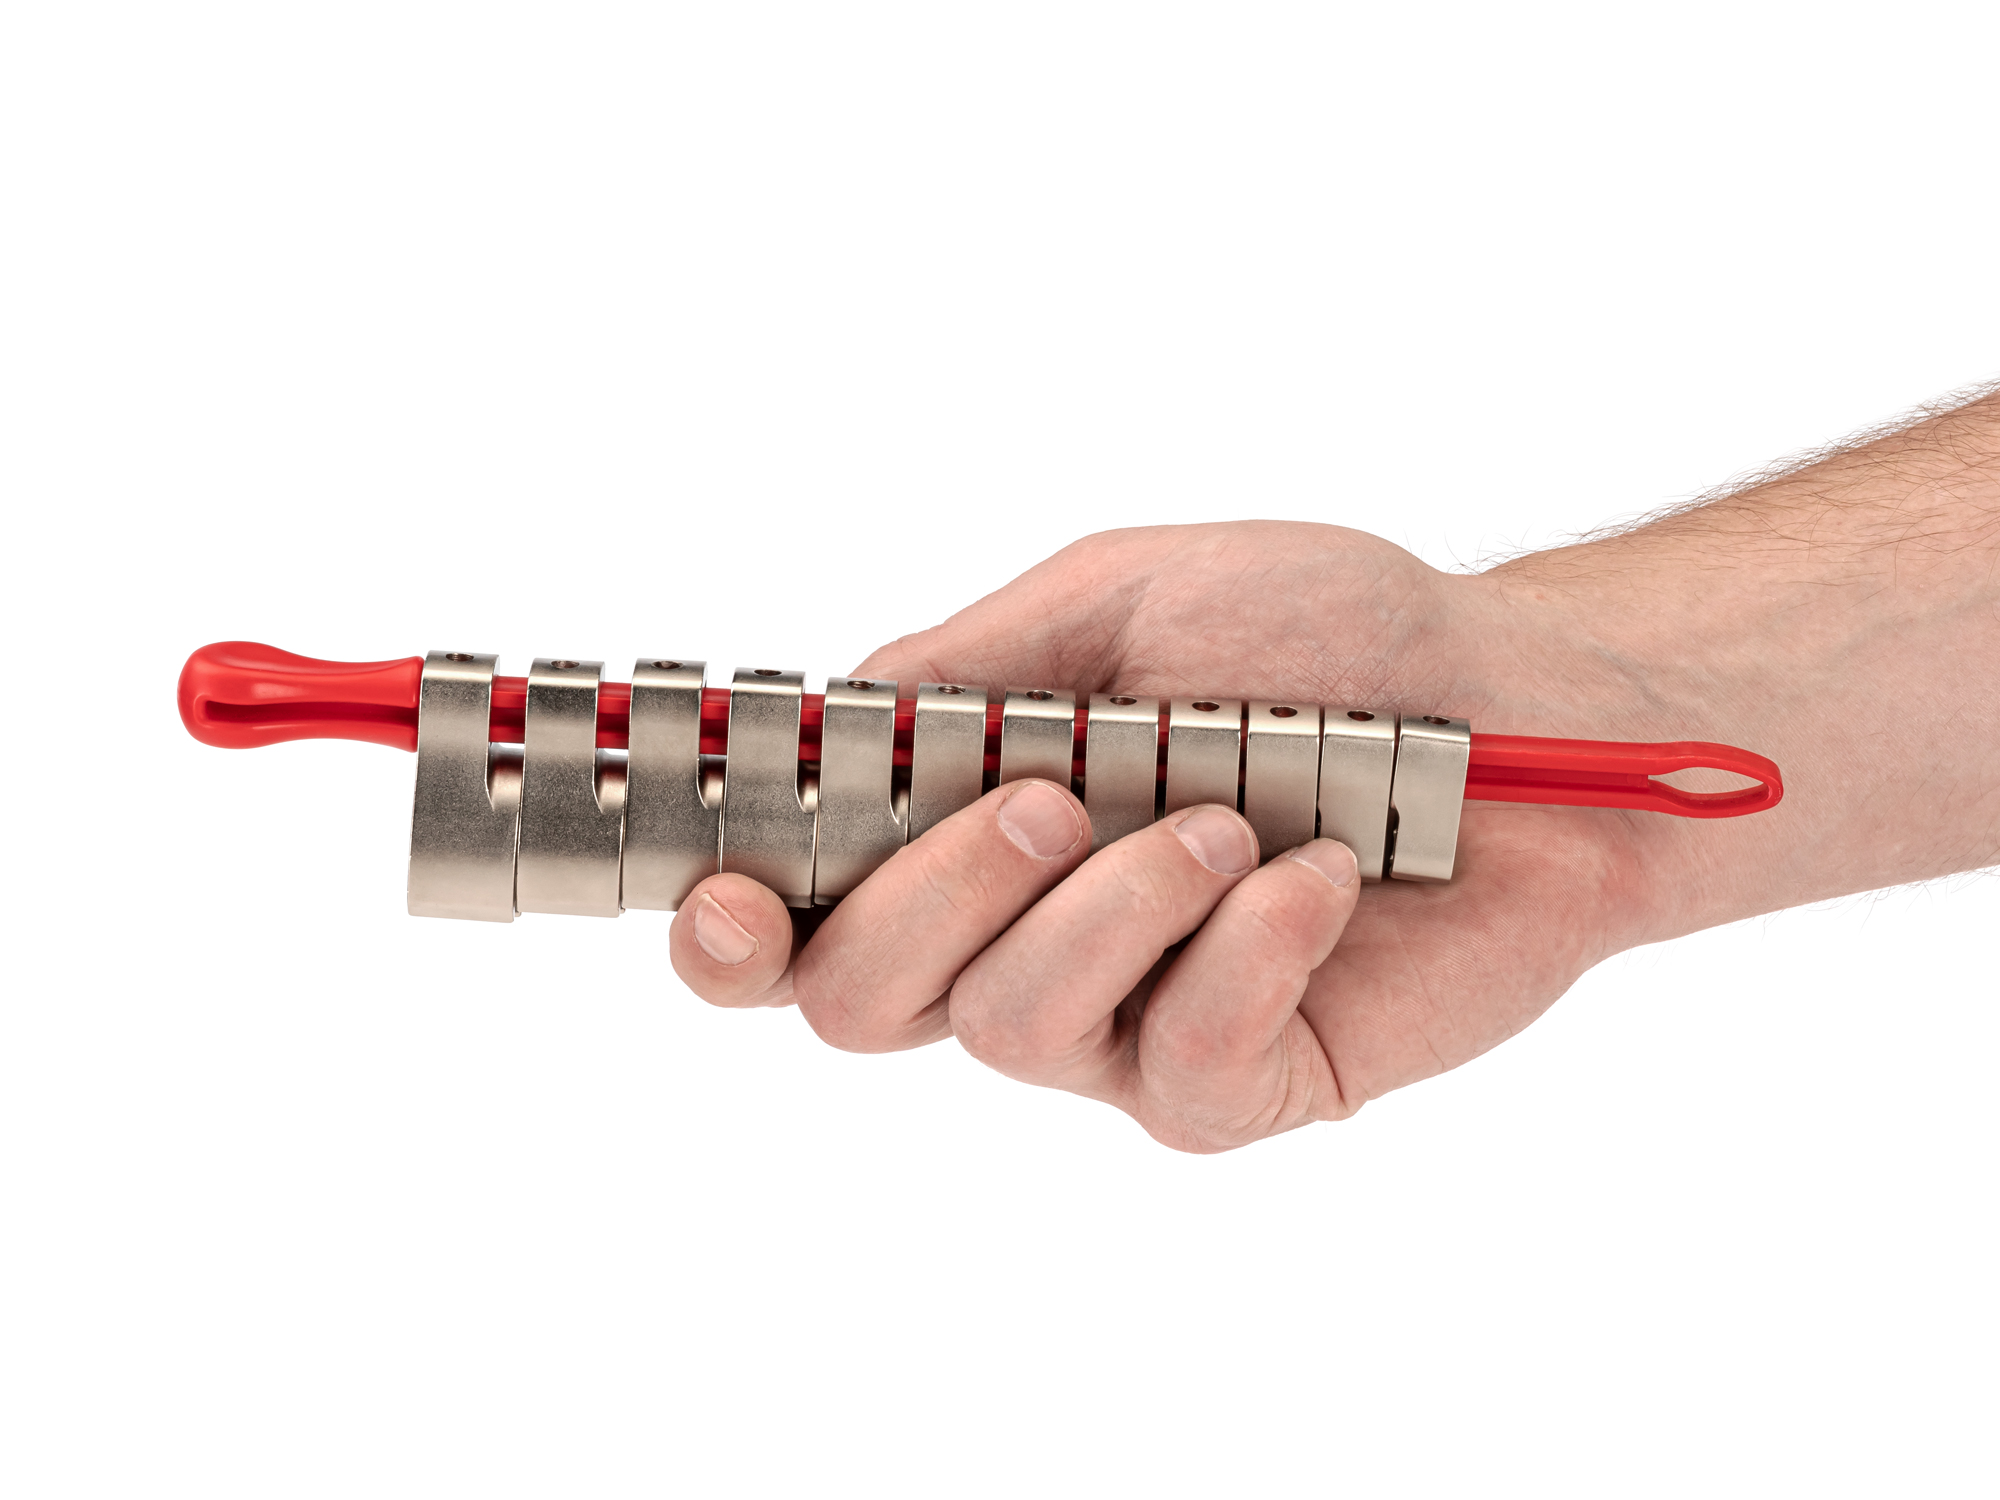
1478;562;1792;939
1414;567;1711;951
1472;399;2000;925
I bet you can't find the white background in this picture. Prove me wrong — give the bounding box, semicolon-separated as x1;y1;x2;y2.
3;3;1996;1495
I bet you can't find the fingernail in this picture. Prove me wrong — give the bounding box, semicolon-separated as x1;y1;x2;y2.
693;893;760;966
1173;806;1257;876
1287;839;1358;888
996;780;1083;859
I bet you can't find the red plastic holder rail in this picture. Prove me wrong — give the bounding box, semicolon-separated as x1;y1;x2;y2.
1464;734;1780;818
178;642;1783;819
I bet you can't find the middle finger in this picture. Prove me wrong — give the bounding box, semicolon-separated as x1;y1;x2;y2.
789;778;1092;1053
948;804;1261;1101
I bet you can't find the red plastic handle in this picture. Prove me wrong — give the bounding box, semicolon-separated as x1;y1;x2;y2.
179;642;427;752
177;642;1783;818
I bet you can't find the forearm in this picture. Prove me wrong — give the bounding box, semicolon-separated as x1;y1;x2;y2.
1477;384;2000;937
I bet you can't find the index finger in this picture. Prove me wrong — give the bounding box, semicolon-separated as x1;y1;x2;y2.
790;779;1091;1053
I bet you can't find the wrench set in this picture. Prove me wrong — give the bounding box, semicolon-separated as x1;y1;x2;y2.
178;642;1785;923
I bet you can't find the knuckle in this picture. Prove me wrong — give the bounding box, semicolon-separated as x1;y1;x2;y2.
912;844;990;918
799;999;888;1053
1136;1109;1240;1156
1229;861;1345;956
1235;880;1312;948
948;975;1048;1076
1137;1077;1288;1155
1105;852;1185;923
947;977;1005;1063
790;953;892;1055
900;815;1019;918
1149;1009;1227;1076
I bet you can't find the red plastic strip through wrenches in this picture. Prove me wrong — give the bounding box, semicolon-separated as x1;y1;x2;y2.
177;642;1783;820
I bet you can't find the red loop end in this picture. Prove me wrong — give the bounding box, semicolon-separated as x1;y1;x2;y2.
1465;734;1783;818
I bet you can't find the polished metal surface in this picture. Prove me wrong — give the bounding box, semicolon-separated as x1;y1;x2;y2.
621;658;719;912
1388;713;1471;883
1083;693;1160;851
1242;700;1322;860
516;658;626;917
997;687;1076;788
1317;708;1397;881
813;675;907;903
408;651;521;921
907;681;989;840
407;654;1477;925
1163;697;1243;816
718;667;818;907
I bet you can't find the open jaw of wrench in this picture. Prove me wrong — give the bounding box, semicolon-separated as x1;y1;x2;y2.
178;642;1788;923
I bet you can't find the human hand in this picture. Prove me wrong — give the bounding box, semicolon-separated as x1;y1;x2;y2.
671;387;2000;1151
669;522;1670;1150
